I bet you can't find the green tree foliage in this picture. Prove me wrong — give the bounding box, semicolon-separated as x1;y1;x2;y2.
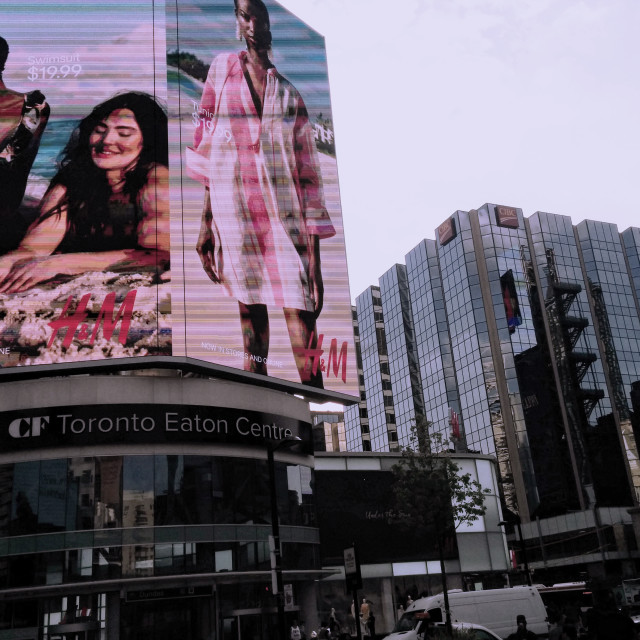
392;421;490;537
392;418;491;636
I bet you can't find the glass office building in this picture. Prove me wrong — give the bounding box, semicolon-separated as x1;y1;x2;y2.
345;287;397;452
346;204;640;583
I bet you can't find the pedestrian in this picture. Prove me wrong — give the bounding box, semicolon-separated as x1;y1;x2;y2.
329;608;339;638
318;621;331;639
290;619;302;640
368;610;376;639
586;597;635;640
548;619;564;640
506;614;538;640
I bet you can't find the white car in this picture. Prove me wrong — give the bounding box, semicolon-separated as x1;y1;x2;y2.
427;622;502;640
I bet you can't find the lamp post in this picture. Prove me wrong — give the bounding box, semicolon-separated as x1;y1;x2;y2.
498;515;532;586
267;437;301;640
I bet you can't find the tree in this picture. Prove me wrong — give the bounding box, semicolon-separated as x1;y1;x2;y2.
392;418;490;637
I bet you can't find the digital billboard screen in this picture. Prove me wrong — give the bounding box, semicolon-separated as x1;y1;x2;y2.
0;0;357;399
315;470;458;565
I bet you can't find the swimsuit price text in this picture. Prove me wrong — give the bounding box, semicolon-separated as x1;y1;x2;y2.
28;64;82;81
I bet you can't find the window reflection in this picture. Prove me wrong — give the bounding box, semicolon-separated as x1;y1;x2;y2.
11;462;39;536
154;542;196;575
39;459;67;533
0;465;12;538
67;458;95;531
95;458;122;529
155;455;185;526
285;466;315;526
0;454;319;587
0;455;315;532
183;456;214;524
122;457;154;577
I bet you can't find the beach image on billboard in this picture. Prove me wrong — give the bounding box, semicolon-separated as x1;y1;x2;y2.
0;0;170;366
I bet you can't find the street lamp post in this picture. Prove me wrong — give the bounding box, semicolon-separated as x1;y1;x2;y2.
267;437;301;640
498;515;532;586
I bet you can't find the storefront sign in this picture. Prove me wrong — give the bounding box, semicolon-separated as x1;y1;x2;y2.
0;404;312;454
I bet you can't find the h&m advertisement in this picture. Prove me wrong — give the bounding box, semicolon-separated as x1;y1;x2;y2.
0;0;357;398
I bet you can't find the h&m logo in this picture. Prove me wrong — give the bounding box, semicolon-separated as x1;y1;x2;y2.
8;416;49;439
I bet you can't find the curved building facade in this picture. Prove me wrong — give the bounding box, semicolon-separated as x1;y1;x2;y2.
0;373;319;640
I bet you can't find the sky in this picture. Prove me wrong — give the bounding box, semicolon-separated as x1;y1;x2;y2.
279;0;640;301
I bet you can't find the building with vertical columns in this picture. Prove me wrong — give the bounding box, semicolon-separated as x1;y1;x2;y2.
345;287;398;452
346;204;640;583
379;264;424;448
345;307;371;452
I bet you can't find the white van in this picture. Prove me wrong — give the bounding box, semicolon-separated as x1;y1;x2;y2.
384;586;548;640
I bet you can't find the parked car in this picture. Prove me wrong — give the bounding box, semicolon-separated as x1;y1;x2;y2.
430;621;502;639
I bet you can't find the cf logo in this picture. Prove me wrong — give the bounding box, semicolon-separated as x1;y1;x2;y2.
8;416;49;439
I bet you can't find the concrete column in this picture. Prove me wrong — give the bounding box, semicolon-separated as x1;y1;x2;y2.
106;591;121;640
298;580;319;635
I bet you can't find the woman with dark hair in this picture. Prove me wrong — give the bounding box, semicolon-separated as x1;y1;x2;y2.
0;91;169;293
188;0;335;388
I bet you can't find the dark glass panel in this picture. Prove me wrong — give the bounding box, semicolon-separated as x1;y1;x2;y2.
67;458;96;531
38;459;67;533
11;461;39;536
95;457;123;529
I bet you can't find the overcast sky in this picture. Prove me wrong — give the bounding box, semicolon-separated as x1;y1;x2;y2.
280;0;640;301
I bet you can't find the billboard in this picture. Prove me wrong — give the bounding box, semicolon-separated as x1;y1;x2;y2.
0;0;357;399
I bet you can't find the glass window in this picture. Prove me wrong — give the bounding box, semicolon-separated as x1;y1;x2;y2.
11;461;39;536
183;456;214;524
155;455;215;526
123;456;154;528
0;464;13;537
155;455;185;526
284;466;315;526
38;459;67;533
66;548;93;579
67;458;96;531
212;458;270;525
95;457;123;529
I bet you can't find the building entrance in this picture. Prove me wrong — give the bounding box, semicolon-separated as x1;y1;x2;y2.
222;612;278;640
